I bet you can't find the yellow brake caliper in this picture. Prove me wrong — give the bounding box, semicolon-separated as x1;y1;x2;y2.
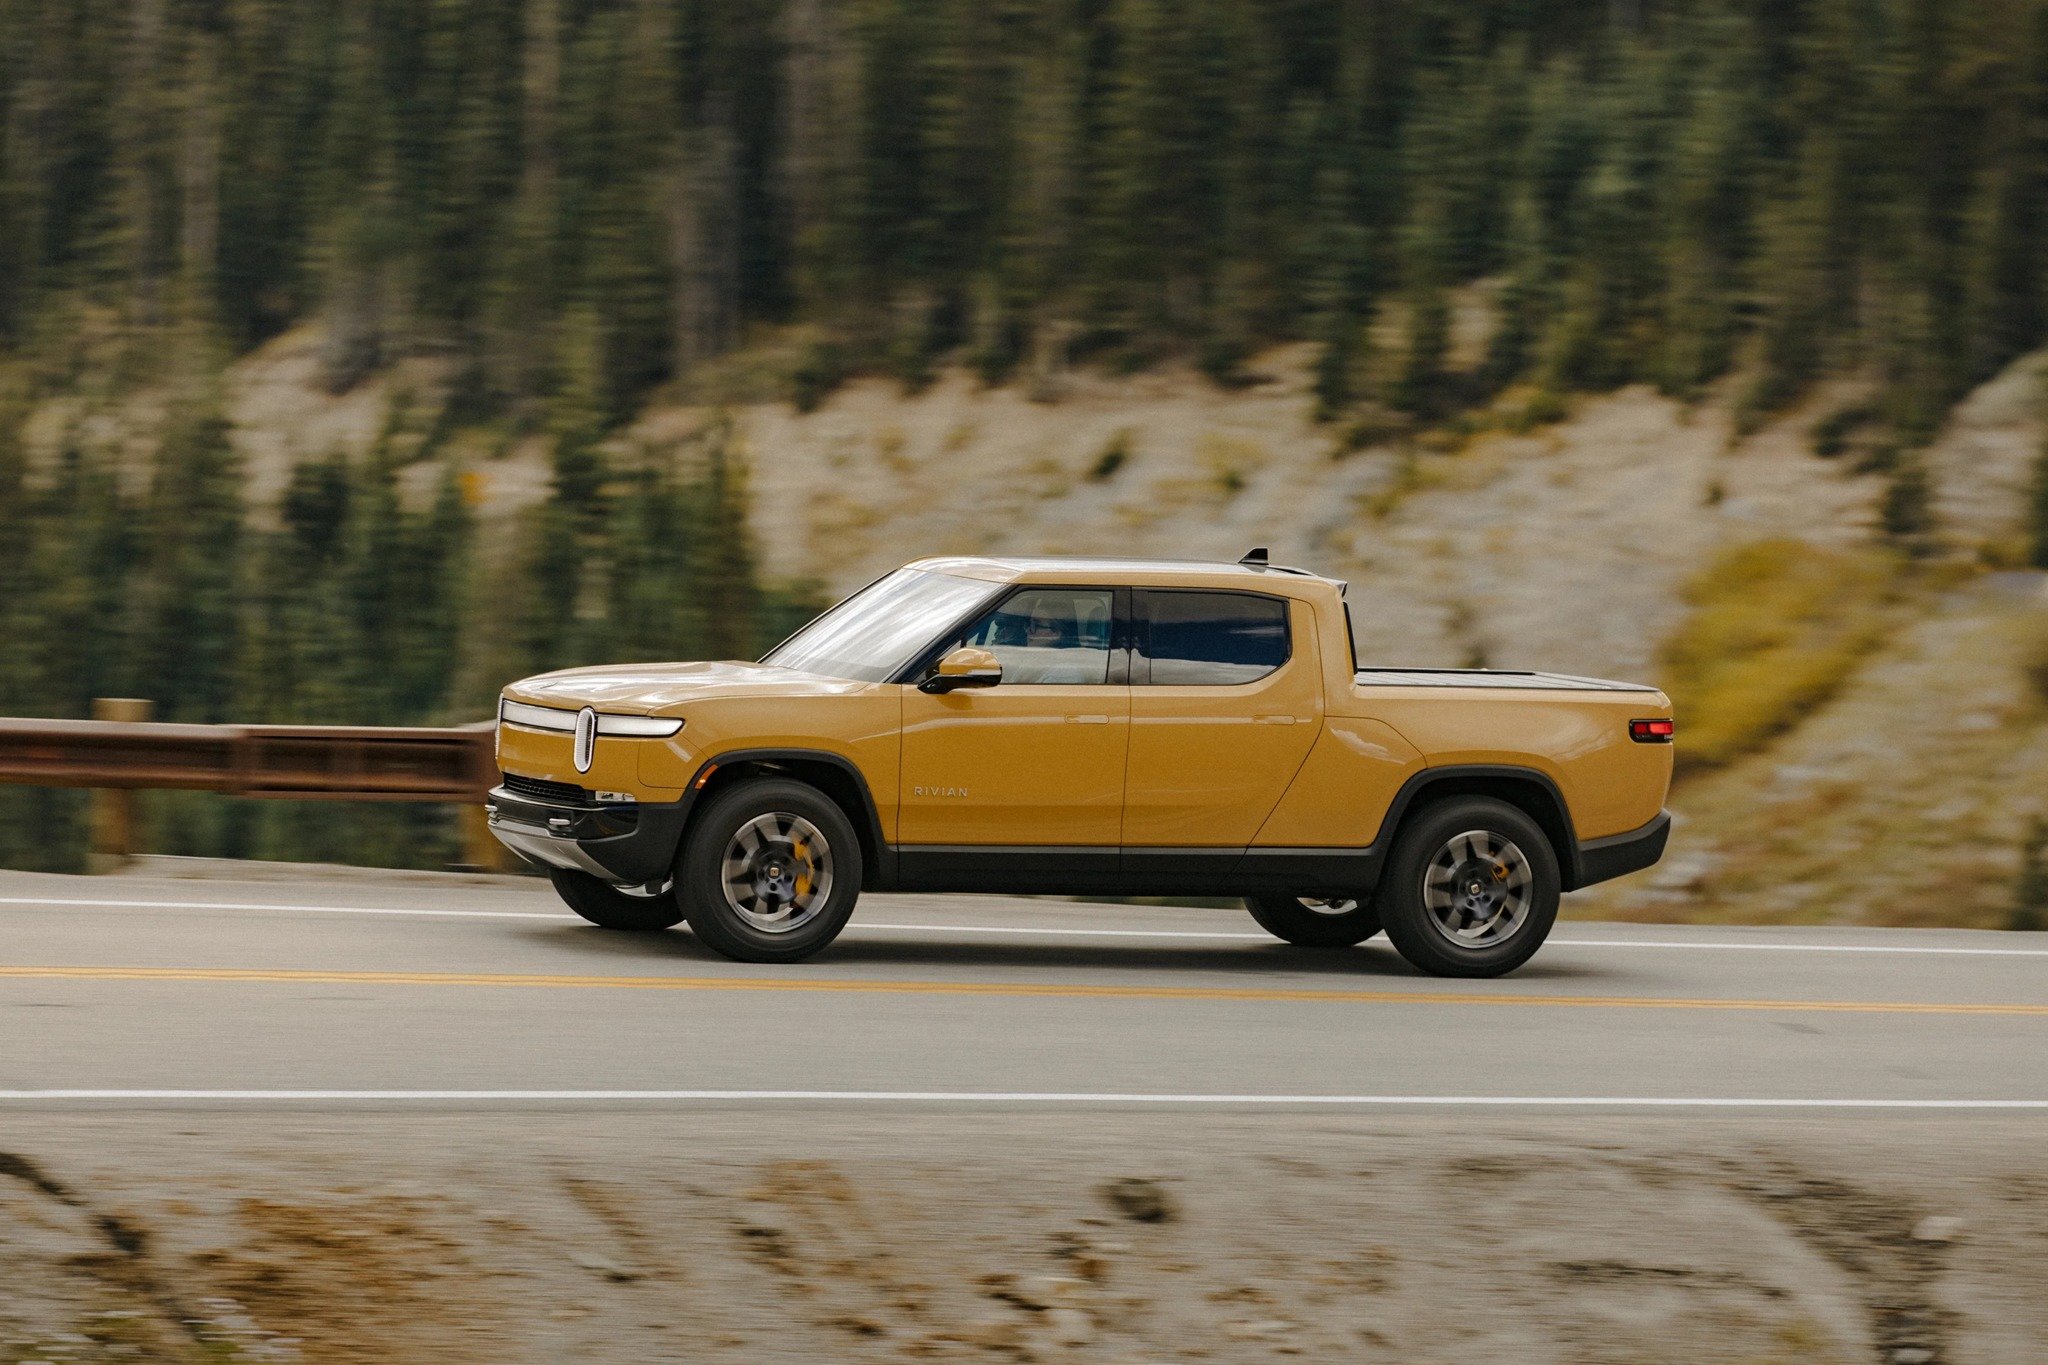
792;836;813;899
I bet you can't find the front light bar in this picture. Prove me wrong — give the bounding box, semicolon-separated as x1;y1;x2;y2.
499;699;683;738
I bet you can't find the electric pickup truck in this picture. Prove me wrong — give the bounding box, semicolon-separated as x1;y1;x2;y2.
487;553;1673;977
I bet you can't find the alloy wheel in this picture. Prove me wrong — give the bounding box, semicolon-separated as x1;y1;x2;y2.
720;812;834;933
1421;830;1533;949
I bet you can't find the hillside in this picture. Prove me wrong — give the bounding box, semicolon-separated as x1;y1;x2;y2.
69;327;2035;929
9;0;2048;897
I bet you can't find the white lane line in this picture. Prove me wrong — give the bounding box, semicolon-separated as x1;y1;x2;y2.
868;925;2048;957
0;1089;2044;1109
0;896;563;921
3;896;2047;956
1549;938;2048;958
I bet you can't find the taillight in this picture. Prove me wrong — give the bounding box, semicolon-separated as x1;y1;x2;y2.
1630;718;1675;744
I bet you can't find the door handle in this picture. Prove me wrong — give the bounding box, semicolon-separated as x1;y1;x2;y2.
1254;714;1298;725
1066;714;1110;724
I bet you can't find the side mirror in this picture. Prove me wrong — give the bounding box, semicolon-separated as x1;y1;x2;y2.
920;646;1003;694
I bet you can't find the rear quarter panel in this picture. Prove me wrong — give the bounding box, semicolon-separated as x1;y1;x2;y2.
1251;717;1426;847
1337;685;1673;841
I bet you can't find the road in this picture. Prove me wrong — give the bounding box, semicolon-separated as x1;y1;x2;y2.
2;865;2044;1108
5;864;2048;1361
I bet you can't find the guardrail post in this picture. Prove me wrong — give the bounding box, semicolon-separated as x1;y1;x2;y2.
89;698;154;870
456;723;509;873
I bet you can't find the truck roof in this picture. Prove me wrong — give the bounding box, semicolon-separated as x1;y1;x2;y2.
902;554;1341;590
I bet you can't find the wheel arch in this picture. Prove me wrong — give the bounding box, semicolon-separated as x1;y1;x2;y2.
1373;765;1583;888
684;749;889;886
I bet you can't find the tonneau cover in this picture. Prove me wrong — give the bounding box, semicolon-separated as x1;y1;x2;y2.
1354;668;1658;693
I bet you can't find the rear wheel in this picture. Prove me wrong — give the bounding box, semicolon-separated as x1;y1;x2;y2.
1377;797;1559;978
678;778;863;964
1243;895;1382;947
548;867;685;931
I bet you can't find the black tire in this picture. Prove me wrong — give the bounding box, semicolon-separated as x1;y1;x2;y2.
677;777;863;964
1244;894;1383;947
1377;797;1560;978
548;866;685;931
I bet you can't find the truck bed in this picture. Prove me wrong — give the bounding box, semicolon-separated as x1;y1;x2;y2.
1353;668;1658;693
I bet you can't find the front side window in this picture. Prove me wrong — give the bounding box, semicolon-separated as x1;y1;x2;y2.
763;569;999;682
958;587;1115;685
1136;590;1289;685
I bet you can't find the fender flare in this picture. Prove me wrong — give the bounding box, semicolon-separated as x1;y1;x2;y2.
1368;764;1585;889
684;747;893;885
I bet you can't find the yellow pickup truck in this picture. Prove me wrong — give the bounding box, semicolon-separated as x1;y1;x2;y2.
488;553;1673;977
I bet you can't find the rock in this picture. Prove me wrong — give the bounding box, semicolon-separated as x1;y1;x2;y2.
568;1249;640;1282
1890;1349;1935;1364
1100;1177;1178;1224
1647;850;1720;893
826;1314;887;1338
1911;1215;1964;1243
1224;1319;1295;1340
1021;1274;1089;1306
962;1315;1026;1350
1041;1307;1095;1347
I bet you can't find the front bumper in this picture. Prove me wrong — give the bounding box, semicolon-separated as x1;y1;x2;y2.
486;782;694;886
1570;809;1672;890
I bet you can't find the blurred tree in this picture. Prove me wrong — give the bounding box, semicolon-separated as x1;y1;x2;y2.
130;395;243;722
2031;406;2048;569
9;0;2048;426
1880;453;1936;558
2015;815;2048;932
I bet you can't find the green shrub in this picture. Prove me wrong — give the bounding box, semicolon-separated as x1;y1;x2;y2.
2029;437;2048;569
789;338;846;414
1661;540;1892;772
1810;401;1875;459
1880;455;1935;554
1087;431;1132;482
2023;617;2048;705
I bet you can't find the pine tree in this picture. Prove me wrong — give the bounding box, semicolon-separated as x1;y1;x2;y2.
693;415;759;660
1880;454;1936;557
2015;816;2048;932
131;396;243;722
2029;420;2048;570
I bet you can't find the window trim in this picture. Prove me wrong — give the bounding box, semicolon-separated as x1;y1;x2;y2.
893;584;1130;688
1130;587;1294;687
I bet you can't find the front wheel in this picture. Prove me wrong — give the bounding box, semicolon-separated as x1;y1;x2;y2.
677;778;863;964
1244;895;1383;947
1377;797;1559;978
548;867;685;931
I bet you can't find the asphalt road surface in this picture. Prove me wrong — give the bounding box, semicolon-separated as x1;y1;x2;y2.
3;864;2045;1110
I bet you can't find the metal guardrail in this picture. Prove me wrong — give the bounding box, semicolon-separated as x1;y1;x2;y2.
0;702;503;869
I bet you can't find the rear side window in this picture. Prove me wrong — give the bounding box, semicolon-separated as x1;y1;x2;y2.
1135;591;1289;685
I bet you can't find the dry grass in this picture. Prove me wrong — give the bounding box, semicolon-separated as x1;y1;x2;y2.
1660;540;1894;772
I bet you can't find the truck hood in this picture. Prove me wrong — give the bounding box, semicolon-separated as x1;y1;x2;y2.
503;660;872;715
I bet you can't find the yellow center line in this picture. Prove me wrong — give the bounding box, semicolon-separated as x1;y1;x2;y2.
0;963;2044;1016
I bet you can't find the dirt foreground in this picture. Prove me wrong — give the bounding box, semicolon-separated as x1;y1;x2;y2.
1;1111;2043;1363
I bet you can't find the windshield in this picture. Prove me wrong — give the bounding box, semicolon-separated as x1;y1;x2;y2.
761;568;1000;682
